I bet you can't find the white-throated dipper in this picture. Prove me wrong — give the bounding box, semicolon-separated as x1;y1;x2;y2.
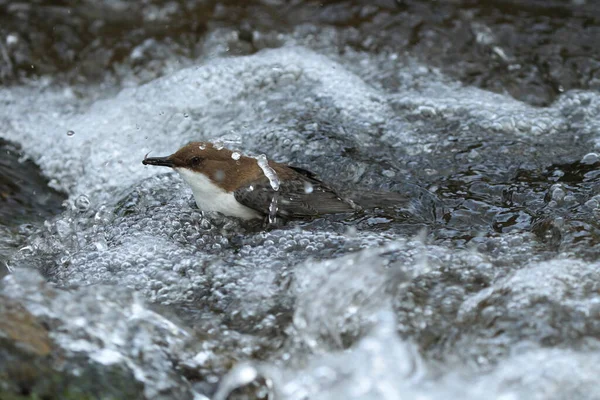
142;142;358;220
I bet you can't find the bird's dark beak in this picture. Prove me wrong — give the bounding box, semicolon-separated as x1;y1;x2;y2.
142;156;174;168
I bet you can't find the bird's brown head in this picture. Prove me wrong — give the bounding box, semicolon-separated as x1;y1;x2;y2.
142;141;264;191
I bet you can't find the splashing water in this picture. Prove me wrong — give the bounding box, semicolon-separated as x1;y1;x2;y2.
256;155;280;191
213;363;272;400
256;154;281;224
268;193;279;225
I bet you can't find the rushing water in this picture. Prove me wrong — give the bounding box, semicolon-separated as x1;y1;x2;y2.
1;1;600;399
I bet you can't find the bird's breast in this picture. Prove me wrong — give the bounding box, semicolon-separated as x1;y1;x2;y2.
175;168;261;219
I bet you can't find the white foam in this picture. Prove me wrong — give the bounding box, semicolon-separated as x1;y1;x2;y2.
0;47;401;205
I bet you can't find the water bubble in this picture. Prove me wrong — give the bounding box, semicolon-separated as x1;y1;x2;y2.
199;143;206;150
183;113;189;118
582;153;600;165
231;152;241;160
75;195;91;212
67;130;75;136
551;186;566;202
94;239;108;251
55;219;72;239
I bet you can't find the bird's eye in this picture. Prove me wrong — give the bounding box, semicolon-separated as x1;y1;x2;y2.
190;156;203;166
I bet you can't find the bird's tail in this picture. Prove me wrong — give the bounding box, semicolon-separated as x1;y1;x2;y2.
344;185;444;224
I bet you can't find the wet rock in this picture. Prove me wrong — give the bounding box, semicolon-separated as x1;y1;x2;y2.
0;0;211;85
0;269;196;399
2;1;599;106
451;259;600;366
0;138;65;228
0;138;66;267
0;295;51;356
0;295;55;399
0;293;146;400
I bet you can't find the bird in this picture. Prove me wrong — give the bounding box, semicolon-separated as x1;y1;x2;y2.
142;142;359;220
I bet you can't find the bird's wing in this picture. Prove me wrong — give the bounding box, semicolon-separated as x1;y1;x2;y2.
233;174;357;218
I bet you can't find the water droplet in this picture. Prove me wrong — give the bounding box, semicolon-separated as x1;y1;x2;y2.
303;182;313;194
231;152;241;160
199;144;206;150
213;141;224;150
67;130;75;136
268;194;279;225
183;113;189;118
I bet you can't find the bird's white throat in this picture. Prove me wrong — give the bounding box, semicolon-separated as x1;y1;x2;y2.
175;168;261;220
